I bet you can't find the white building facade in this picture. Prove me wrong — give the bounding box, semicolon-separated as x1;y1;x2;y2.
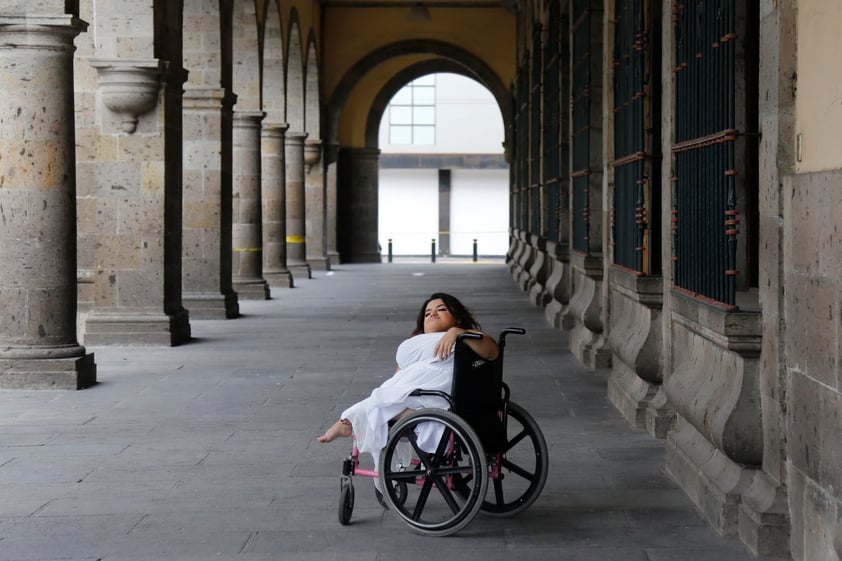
377;73;509;258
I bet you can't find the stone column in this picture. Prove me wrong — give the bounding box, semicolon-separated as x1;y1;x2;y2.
337;147;382;263
81;58;192;346
182;87;239;318
261;122;293;288
231;111;269;299
285;131;311;278
324;143;340;263
0;11;96;389
304;139;329;270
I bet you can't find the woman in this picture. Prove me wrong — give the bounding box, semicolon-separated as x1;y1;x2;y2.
316;292;499;456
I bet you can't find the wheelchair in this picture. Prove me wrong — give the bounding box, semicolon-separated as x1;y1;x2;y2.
335;328;548;536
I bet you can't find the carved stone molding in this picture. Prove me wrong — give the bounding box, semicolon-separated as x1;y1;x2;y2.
304;139;322;173
90;58;164;133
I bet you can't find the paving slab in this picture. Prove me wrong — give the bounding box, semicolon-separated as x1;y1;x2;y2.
0;263;775;561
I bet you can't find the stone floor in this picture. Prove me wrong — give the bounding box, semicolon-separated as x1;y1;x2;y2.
0;262;778;560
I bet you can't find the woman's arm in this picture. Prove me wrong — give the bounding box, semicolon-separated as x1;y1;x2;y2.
433;327;499;361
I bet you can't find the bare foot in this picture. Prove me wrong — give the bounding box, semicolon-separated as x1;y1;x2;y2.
317;419;352;443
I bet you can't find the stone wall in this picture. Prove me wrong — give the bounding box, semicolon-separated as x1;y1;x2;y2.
783;169;842;561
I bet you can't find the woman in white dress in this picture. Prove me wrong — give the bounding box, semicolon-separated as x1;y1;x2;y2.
316;292;499;456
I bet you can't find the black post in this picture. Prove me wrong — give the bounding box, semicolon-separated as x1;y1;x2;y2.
431;239;436;263
472;239;478;262
388;239;393;263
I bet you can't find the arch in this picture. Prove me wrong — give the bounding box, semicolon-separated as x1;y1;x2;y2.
326;39;512;151
232;0;261;111
261;0;284;119
303;30;321;140
365;59;505;148
285;8;304;132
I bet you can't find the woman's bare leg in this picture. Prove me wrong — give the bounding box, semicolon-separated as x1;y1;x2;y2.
316;419;352;443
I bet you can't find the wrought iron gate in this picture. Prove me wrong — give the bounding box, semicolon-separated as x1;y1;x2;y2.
671;0;753;307
612;0;660;275
571;0;594;254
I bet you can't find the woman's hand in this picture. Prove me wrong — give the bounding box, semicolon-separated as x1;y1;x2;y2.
433;327;465;360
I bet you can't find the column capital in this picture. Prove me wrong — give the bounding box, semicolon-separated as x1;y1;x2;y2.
182;86;236;111
232;110;266;127
340;146;381;160
261;121;290;138
285;131;309;144
0;14;87;36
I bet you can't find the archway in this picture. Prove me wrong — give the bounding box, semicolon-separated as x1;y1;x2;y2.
327;40;512;263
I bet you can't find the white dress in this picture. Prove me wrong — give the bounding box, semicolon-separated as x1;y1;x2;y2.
342;332;453;458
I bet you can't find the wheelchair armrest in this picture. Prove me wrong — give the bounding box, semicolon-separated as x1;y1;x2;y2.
456;332;483;341
409;388;454;410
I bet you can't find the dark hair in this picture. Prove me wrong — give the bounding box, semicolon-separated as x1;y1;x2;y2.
411;292;481;336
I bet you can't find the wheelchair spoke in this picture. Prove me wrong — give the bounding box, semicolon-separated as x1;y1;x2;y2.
490;476;506;506
501;456;535;481
504;428;529;453
411;476;435;521
435;476;463;514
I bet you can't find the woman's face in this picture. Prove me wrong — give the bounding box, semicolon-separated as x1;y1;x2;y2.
423;298;457;333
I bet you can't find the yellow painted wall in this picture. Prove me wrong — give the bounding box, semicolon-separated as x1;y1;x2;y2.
321;6;515;149
795;0;842;173
322;7;515;100
340;54;434;146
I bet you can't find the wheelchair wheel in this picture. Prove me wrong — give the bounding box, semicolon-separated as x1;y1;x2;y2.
481;401;548;517
375;480;408;509
338;478;354;525
378;409;488;537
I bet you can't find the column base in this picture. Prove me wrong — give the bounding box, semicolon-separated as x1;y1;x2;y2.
264;270;294;288
83;308;191;346
665;416;754;537
306;257;331;271
607;367;675;439
183;292;239;320
233;278;270;300
288;262;312;279
0;352;96;390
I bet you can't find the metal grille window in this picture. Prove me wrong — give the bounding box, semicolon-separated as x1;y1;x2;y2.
672;0;757;308
543;2;562;243
611;0;660;275
571;0;593;254
529;28;543;234
388;75;436;145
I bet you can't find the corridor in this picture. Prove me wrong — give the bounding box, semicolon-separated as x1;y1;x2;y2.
0;263;773;560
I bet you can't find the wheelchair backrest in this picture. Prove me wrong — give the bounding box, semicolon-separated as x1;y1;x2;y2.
449;337;507;453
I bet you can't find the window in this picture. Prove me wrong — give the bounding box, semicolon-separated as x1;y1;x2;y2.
612;0;661;275
671;0;758;308
389;76;436;145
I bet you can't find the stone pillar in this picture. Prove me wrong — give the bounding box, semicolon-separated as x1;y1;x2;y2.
324;143;340;263
337;147;382;263
304;139;330;270
261;122;293;288
0;11;96;389
285;132;311;278
438;169;451;257
231;111;269;299
81;58;191;346
182;87;239;318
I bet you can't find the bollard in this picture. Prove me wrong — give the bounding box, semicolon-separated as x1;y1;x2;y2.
388;239;393;263
431;239;436;263
473;239;478;262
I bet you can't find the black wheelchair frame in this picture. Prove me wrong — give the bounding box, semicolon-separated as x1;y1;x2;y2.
336;328;548;536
